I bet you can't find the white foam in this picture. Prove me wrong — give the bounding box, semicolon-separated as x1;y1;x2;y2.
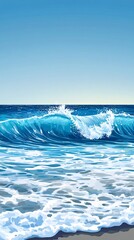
73;110;114;139
0;142;134;239
0;200;134;240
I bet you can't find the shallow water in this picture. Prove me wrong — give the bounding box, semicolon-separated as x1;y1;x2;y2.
0;105;134;240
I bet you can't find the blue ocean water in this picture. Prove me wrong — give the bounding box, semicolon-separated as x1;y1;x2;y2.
0;104;134;240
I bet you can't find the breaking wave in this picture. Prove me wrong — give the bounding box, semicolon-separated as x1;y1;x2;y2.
0;106;133;146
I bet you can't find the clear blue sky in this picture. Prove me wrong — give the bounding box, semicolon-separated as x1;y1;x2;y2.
0;0;134;104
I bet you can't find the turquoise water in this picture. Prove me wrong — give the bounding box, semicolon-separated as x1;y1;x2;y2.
0;105;133;240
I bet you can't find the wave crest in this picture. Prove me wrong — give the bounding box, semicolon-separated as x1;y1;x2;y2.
0;106;133;146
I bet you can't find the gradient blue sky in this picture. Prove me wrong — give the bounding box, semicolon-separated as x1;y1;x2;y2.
0;0;134;104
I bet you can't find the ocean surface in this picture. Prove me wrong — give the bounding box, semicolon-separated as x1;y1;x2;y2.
0;105;134;240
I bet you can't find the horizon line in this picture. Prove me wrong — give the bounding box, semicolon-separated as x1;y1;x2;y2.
0;103;133;106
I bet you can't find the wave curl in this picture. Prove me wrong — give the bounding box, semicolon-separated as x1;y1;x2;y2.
0;106;133;146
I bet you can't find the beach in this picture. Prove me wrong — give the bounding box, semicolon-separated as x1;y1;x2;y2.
29;224;134;240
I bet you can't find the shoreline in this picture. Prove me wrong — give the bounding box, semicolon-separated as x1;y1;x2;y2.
28;223;134;240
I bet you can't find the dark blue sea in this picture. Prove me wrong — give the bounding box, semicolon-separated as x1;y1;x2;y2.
0;105;134;240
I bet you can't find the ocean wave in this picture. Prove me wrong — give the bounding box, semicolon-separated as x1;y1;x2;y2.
0;106;133;146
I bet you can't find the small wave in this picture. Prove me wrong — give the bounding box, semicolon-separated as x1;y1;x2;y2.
1;199;134;240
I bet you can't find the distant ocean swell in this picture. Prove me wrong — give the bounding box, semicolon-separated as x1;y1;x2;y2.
0;107;133;146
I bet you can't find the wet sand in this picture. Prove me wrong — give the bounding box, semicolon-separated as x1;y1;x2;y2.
28;223;134;240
